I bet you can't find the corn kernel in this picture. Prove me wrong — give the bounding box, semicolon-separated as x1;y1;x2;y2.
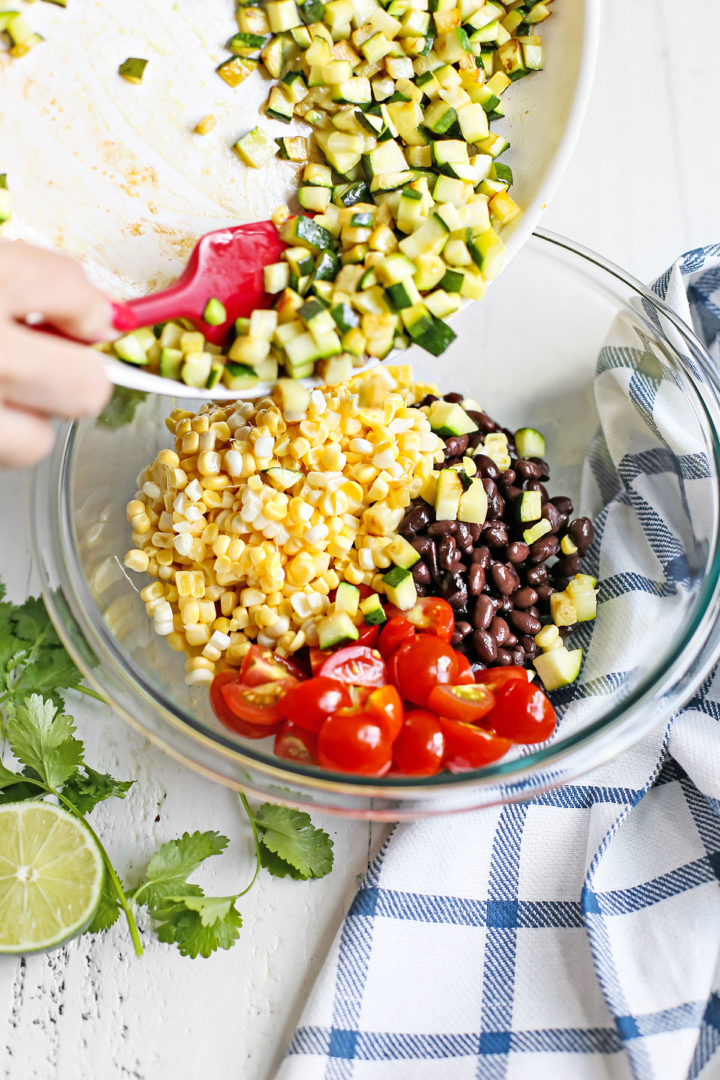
185;623;211;647
124;549;149;573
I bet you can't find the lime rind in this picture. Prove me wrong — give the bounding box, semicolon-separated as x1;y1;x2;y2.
0;802;104;954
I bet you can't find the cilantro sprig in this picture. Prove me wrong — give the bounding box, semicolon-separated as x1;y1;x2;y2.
0;584;334;959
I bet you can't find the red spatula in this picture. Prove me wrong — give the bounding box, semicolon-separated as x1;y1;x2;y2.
110;219;287;345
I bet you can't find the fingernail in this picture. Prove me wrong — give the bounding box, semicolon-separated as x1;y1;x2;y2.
110;300;138;333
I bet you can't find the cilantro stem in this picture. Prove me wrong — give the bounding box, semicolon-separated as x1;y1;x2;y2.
73;685;109;705
56;791;143;957
237;792;262;899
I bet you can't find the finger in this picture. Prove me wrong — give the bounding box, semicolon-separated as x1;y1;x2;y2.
0;240;114;341
1;323;112;419
0;404;55;468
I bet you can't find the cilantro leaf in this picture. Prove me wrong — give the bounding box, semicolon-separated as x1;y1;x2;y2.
258;845;306;880
0;590;83;709
87;875;122;934
254;804;333;880
63;766;134;816
152;899;242;958
133;831;229;907
8;694;84;790
0;759;41;804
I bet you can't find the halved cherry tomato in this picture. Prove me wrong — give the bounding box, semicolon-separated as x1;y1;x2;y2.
378;616;416;659
392;710;445;776
221;676;299;728
440;717;511;772
474;666;529;694
428;683;495;723
241;645;305;687
317;713;392;776
309;647;328;677
454;653;475;685
391;634;458;707
281;676;351;733
384;597;454;642
481;679;556;744
356;623;380;648
364;684;404;741
210;671;285;738
274;721;318;764
319;645;387;688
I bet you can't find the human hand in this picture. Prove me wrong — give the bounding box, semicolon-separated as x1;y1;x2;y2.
0;241;114;468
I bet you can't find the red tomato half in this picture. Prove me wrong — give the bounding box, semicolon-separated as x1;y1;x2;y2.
221;676;299;727
378;617;416;659
274;721;318;764
309;647;327;677
428;683;495;723
391;634;458;707
356;623;380;648
281;676;351;733
482;679;556;744
384;597;454;642
454;653;475;685
440;718;511;772
210;671;284;739
241;645;305;687
318;713;392;776
392;710;445;776
319;645;387;688
474;666;529;694
364;685;404;741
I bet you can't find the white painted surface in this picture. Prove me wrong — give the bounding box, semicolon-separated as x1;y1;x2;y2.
1;1;720;1076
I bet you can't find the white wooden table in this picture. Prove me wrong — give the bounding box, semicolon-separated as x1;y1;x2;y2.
2;1;720;1076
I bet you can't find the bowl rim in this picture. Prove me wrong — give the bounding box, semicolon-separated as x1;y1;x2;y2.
31;229;720;806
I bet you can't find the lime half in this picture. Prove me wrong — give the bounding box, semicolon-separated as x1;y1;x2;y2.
0;802;104;954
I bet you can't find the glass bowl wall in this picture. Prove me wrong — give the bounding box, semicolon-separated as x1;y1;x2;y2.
32;231;720;819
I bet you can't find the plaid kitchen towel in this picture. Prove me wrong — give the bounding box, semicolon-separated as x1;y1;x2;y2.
276;246;720;1080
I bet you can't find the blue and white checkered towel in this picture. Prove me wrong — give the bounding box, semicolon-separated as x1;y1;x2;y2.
276;246;720;1080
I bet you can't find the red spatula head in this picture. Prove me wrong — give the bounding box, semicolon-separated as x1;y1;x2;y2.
114;220;287;345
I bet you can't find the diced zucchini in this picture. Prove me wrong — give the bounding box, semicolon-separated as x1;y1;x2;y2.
318;611;360;649
387;535;420;570
435;468;463;521
514;427;546;460
222;362;260;391
203;298;227;327
515;490;542;524
159;348;183;381
360;593;387;626
233;126;279;168
523;518;552;546
428;401;478;437
533;647;583;691
458;478;488;525
282;214;335;253
382;565;417;610
118;58;148;84
217;56;257;87
335;581;360;617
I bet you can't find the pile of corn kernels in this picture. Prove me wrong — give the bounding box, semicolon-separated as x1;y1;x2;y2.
124;366;444;685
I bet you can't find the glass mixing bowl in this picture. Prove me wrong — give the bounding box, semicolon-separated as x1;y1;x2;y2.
31;231;720;819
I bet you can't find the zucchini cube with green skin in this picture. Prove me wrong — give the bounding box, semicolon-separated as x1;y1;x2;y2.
515;490;542;524
360;593;387;627
233;127;278;168
203;298;227;326
514;427;545;459
264;261;290;294
118;58;148;84
428;401;478;437
387;535;420;570
414;314;457;356
467;228;505;281
458;478;488;525
222;362;259;391
523;518;552;546
114;328;155;365
181;352;213;388
217;56;257;87
382;566;417;611
434;469;463;521
282;215;335;254
266;0;301;32
533;647;583;691
160;348;183;381
318;612;359;649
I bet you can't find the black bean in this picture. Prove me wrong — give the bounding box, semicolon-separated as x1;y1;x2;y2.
499;469;516;491
513;587;538;609
444;435;469;459
529;535;560;564
527;606;540;620
552;496;573;517
515;459;543;481
455;620;472;639
556;554;582;577
468;563;485;595
491;564;515;595
426;541;440;583
399;504;431;537
495;648;513;666
412;535;434;558
475;454;500;480
520;636;538;659
497;595;514;615
568;516;594;554
531;459;550;479
472;545;491;568
428;520;458;537
525;480;549;502
509;647;525;666
484;521;508;548
438;535;459;571
466;410;499;433
503;484;523;503
489;616;511;645
542;502;562;533
472;629;497;663
443;392;464;403
525;564;548;587
509;609;542;636
412;561;431;585
536;584;555;604
506;541;530;564
443;572;467;609
466;523;483;543
420;394;439;407
472;594;495;630
455;522;473;555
